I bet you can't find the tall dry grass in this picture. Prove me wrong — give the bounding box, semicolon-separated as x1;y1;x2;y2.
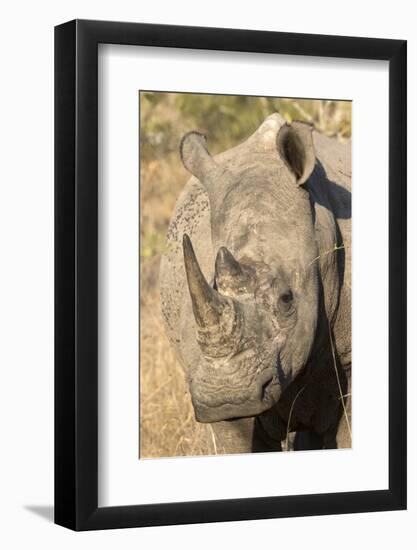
139;93;351;458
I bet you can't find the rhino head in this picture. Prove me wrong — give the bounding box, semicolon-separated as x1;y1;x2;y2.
180;115;319;423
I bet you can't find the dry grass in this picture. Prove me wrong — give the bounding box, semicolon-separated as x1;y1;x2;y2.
139;93;351;458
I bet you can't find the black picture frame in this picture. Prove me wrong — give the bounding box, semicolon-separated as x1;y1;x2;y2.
55;19;407;531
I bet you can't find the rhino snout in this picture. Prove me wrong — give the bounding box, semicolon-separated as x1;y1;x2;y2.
190;369;280;423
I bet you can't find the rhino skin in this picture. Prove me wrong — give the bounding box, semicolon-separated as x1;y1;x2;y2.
159;113;351;453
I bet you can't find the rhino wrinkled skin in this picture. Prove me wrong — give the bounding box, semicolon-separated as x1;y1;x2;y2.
159;113;351;452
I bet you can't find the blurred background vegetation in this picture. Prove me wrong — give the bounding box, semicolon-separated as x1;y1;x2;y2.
140;93;351;260
139;93;351;458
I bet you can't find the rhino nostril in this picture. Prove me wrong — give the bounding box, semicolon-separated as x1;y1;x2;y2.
260;377;274;401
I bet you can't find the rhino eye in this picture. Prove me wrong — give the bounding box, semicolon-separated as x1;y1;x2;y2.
271;278;295;316
277;289;295;317
280;290;293;304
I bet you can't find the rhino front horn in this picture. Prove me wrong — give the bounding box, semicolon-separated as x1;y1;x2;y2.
183;234;240;357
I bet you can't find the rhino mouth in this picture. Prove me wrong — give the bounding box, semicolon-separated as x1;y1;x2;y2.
261;376;277;402
192;392;278;423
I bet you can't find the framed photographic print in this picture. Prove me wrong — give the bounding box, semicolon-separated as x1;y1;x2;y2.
55;20;406;530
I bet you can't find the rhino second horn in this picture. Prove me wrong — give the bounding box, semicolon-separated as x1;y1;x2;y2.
215;247;244;278
215;247;245;292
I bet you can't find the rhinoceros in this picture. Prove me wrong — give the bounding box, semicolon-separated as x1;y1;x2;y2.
159;112;351;453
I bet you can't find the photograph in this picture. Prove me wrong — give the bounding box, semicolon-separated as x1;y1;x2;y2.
0;0;410;542
139;92;352;458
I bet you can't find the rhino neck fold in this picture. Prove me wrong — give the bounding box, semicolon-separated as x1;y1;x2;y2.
309;179;342;328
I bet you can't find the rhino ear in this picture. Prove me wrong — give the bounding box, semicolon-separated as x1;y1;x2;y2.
276;121;316;185
180;131;217;183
